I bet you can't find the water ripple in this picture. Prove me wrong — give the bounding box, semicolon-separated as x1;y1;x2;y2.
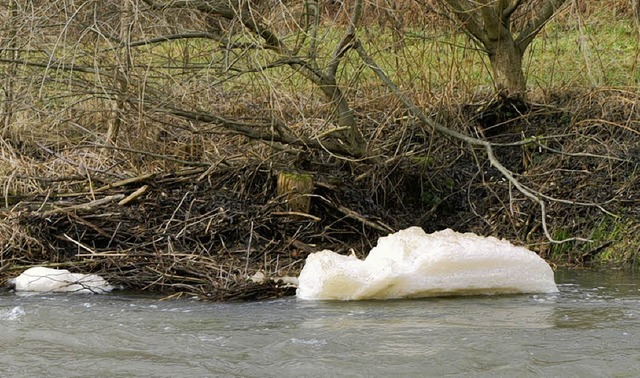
1;306;26;321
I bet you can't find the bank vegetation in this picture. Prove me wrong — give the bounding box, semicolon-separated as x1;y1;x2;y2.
0;0;639;299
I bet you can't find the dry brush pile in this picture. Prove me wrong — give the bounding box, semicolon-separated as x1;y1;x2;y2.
2;87;639;299
448;88;640;265
0;156;394;299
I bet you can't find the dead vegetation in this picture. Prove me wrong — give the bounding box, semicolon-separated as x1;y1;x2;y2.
0;151;395;299
1;87;639;299
1;1;639;299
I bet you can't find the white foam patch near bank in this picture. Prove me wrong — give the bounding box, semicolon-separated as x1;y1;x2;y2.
296;227;558;300
10;267;114;294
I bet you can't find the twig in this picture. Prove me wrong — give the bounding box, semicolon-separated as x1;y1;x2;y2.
118;185;149;206
95;173;156;192
197;158;228;182
43;194;125;216
63;233;97;255
91;144;211;167
271;211;321;222
334;204;394;233
244;221;253;276
163;191;190;233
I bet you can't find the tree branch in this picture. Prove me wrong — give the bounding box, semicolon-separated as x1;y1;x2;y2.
140;0;287;52
480;1;503;41
138;0;362;155
327;0;363;78
306;0;320;66
149;104;359;157
0;57;98;75
516;0;568;50
441;0;489;45
113;32;226;50
502;0;523;21
291;1;313;55
140;0;233;17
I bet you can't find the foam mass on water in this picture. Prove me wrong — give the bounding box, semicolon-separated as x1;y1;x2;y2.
9;267;114;294
296;227;559;300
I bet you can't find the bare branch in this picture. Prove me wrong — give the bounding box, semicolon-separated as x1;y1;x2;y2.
140;0;287;52
291;1;313;55
502;0;523;20
0;57;98;75
136;0;362;155
516;0;568;50
441;0;489;45
112;32;226;50
327;0;363;78
149;104;359;157
140;0;234;17
480;1;503;40
306;0;321;65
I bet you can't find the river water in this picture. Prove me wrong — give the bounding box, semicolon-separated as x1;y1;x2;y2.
1;269;639;377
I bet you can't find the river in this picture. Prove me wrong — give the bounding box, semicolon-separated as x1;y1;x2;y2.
1;269;639;377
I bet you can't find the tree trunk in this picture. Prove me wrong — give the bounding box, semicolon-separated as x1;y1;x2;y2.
487;38;527;97
107;0;134;145
441;0;568;99
320;79;363;155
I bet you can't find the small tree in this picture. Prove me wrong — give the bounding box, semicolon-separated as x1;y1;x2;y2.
439;0;568;97
140;0;366;157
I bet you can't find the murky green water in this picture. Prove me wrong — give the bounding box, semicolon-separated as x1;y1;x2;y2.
1;269;639;377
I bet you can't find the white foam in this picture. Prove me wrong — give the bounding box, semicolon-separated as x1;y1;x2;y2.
10;267;114;294
296;227;558;300
1;306;26;321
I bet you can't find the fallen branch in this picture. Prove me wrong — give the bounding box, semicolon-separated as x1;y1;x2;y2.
96;173;156;192
43;194;125;216
63;233;97;255
118;185;149;206
271;211;322;222
335;204;394;233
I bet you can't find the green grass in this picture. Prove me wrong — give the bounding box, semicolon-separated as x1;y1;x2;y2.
550;228;575;260
527;18;639;89
48;7;632;113
590;218;640;265
6;5;639;137
550;217;640;265
4;9;636;138
232;14;638;104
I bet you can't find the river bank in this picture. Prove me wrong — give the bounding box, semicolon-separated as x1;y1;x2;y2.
1;88;638;299
1;0;639;299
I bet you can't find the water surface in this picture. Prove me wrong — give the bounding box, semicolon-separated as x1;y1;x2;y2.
1;269;639;377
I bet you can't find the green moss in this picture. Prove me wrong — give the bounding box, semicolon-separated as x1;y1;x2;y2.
420;192;441;207
409;156;435;171
279;172;313;183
